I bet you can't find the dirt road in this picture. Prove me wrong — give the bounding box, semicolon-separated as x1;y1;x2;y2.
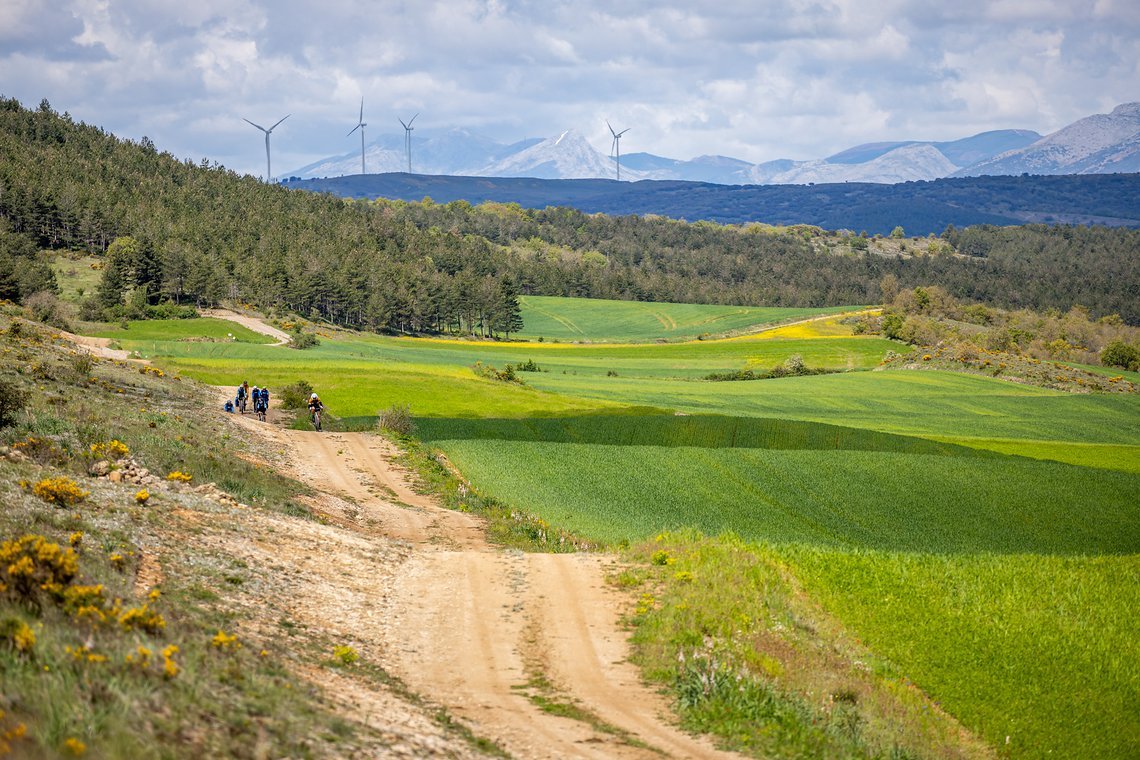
226;405;737;759
201;308;292;345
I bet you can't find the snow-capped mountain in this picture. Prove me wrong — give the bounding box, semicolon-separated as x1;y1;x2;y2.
284;103;1140;185
476;130;636;180
958;103;1140;176
748;144;958;184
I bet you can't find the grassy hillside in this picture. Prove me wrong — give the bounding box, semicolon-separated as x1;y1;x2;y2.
0;310;356;757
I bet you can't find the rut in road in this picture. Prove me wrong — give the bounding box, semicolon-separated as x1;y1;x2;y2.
269;421;739;759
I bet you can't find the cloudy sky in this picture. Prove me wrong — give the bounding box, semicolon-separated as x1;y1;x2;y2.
2;0;1137;178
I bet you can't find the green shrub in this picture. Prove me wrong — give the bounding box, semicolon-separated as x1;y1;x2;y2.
279;380;314;409
1101;340;1140;371
287;330;319;350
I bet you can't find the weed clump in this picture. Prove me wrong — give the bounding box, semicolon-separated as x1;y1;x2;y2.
376;403;415;436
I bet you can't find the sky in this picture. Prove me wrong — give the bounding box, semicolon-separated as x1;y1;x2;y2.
2;0;1137;179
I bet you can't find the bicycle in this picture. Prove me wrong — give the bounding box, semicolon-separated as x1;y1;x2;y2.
255;402;267;422
236;395;247;414
310;407;322;432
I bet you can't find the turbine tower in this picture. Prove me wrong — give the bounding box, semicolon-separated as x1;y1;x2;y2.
347;98;368;174
607;120;631;181
243;114;290;183
399;113;418;173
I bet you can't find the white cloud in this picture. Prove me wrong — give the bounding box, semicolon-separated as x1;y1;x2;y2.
1;0;1136;175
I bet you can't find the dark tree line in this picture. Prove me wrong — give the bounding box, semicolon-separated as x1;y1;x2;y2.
1;96;1137;331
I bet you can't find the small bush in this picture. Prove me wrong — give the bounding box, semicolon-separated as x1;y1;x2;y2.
280;380;314;409
332;645;359;666
376;403;415;436
31;477;89;506
288;330;319;350
23;291;70;330
1101;340;1140;371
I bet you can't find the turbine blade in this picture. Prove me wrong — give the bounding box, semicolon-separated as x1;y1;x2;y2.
243;118;267;132
269;114;291;131
359;97;364;122
399;118;408;129
618;128;631;137
408;113;418;127
607;120;616;137
347;124;361;137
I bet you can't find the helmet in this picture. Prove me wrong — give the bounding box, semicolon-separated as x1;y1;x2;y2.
310;393;318;399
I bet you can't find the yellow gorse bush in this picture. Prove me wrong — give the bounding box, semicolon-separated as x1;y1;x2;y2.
31;477;89;507
0;534;79;602
89;439;129;459
211;630;239;650
165;471;192;483
161;644;180;678
118;604;165;634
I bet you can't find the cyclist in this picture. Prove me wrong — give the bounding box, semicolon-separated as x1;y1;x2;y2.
235;381;249;414
256;386;270;422
251;385;263;421
307;392;324;432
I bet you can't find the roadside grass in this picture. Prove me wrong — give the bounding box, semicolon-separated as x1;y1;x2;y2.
86;318;275;345
390;434;599;551
433;440;1140;553
619;532;992;759
517;295;855;342
778;546;1140;759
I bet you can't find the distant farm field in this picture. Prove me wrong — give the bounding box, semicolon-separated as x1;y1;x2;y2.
87;318;275;345
517;296;856;342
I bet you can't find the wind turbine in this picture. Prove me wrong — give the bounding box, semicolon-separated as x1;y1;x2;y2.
347;98;368;174
243;114;290;183
399;113;418;173
607;120;631;181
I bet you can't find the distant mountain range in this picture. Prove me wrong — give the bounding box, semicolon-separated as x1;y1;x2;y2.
285;102;1140;185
